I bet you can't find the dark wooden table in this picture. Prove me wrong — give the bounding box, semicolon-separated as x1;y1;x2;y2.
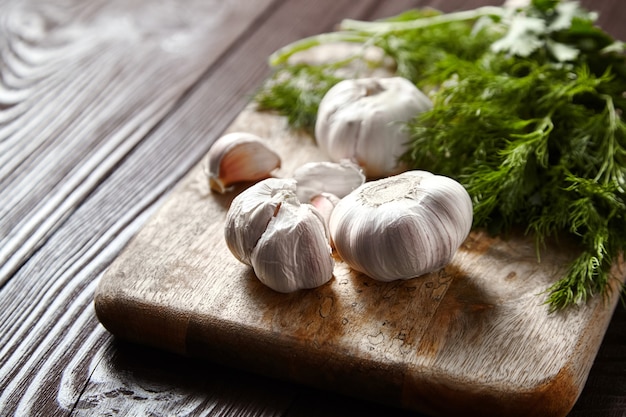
1;0;624;416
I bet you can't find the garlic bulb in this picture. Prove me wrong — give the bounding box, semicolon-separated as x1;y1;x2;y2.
315;77;432;178
329;171;473;282
224;178;291;265
224;178;333;292
293;159;365;203
207;132;281;193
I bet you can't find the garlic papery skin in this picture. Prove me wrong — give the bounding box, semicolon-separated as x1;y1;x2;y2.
315;77;432;178
293;159;365;203
224;178;333;292
207;132;281;193
224;178;296;265
251;200;334;293
328;170;473;282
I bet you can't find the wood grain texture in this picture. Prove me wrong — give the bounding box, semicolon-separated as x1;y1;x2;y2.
0;0;280;284
1;0;625;416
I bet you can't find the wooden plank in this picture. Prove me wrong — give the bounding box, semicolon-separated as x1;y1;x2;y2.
0;0;277;283
94;93;626;417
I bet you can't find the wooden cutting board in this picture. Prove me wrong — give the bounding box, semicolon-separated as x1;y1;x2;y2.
95;102;625;417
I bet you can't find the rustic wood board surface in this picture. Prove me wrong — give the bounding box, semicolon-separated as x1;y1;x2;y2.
95;104;626;417
2;0;625;416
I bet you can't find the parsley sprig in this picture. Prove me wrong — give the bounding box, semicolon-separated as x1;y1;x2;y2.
255;0;626;310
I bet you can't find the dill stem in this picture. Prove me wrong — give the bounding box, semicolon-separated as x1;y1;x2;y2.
339;6;505;34
594;94;618;185
269;5;505;67
269;32;370;66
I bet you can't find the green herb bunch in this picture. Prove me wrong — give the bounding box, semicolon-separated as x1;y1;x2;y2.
255;0;626;310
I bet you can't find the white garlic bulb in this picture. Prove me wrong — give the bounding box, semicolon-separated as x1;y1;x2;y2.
329;171;473;282
224;178;291;266
293;159;365;203
315;77;432;178
224;178;334;293
206;132;281;193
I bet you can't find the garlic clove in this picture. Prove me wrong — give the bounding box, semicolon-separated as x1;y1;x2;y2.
309;192;341;249
207;132;281;193
309;192;341;227
315;77;432;178
251;201;333;293
329;170;473;282
293;159;365;203
224;178;297;265
224;177;334;292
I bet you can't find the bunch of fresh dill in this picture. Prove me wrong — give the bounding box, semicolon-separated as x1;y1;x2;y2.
255;0;626;311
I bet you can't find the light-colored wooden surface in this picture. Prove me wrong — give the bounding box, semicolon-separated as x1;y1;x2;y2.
1;0;625;416
95;105;625;417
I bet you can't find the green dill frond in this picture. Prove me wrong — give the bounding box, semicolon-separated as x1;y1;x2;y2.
403;28;626;309
376;16;501;88
255;64;343;134
546;251;608;312
258;1;626;310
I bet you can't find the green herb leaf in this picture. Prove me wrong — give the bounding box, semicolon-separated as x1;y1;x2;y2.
255;0;626;310
255;64;342;135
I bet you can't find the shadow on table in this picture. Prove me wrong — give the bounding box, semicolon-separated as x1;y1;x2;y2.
97;303;625;417
105;338;423;417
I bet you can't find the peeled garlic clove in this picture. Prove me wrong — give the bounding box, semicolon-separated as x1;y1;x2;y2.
224;178;296;265
329;170;473;282
251;201;333;293
224;178;333;292
293;159;365;203
207;132;281;193
315;77;432;178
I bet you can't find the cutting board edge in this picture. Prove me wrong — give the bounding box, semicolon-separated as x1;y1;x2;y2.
93;271;625;417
